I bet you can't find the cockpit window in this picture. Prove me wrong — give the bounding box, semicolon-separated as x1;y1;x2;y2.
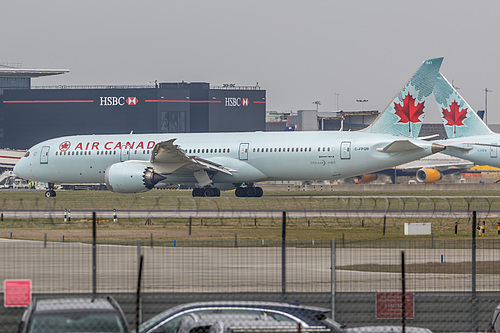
24;151;30;158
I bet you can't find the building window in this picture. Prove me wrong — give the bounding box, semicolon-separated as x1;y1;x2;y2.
161;111;186;133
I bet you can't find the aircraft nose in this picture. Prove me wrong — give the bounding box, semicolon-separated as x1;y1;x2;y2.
13;153;29;178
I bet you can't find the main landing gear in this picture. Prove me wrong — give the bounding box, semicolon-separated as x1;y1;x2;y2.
44;183;56;198
192;187;221;197
235;185;263;198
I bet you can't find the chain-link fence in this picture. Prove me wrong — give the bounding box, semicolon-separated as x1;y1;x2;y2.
1;194;500;332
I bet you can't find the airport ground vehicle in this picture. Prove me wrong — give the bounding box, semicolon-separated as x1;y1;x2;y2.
18;296;130;333
137;301;342;333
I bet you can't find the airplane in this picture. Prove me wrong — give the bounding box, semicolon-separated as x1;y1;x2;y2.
433;73;500;167
13;57;445;198
352;152;473;184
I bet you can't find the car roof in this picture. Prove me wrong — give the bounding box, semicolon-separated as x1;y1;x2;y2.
33;297;118;313
159;301;328;315
178;313;298;333
140;301;331;333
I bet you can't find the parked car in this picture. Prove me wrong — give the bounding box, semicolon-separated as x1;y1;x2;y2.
345;326;432;333
487;303;500;332
137;301;342;333
175;312;300;333
18;296;130;333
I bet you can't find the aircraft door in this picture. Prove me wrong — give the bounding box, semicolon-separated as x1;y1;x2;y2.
239;143;249;160
491;144;497;158
120;146;130;161
340;141;351;159
40;146;50;164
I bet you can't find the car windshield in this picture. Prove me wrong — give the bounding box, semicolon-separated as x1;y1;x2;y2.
29;312;126;333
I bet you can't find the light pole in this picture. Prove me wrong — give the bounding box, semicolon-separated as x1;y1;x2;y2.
312;100;321;112
334;93;341;111
356;99;368;111
484;88;492;124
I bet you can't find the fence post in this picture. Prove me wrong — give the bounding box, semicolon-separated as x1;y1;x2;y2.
281;211;286;296
401;251;406;333
92;212;97;296
471;211;477;332
383;215;386;236
331;239;336;322
136;255;144;333
137;240;142;325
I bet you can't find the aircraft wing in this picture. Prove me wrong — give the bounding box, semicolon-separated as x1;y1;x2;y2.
151;139;233;175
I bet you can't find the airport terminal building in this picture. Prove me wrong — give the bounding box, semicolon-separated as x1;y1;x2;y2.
0;65;266;149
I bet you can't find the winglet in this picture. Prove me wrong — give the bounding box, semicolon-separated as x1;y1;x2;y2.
364;57;443;137
434;73;492;138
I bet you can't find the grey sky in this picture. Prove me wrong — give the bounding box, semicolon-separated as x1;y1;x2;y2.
2;0;499;123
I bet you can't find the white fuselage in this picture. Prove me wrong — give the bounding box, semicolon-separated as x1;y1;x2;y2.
437;134;500;168
14;131;437;186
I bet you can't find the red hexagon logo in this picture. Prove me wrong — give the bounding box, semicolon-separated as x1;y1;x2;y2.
126;97;138;105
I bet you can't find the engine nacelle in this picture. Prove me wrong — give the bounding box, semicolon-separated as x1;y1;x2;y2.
416;168;442;183
105;162;166;193
353;174;378;184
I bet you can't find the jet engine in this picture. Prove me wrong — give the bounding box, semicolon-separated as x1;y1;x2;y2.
105;162;166;193
353;174;378;184
416;168;442;183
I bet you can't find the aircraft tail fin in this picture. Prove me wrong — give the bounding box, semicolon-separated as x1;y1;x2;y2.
433;73;492;138
363;57;443;137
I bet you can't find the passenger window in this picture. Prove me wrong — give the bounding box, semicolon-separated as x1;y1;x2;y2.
228;149;230;153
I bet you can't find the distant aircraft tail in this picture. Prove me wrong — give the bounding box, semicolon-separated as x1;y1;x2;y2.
363;57;443;137
433;73;492;138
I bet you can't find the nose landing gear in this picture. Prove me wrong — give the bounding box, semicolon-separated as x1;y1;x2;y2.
44;183;56;198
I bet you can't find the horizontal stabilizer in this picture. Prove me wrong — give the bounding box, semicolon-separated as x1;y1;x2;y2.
376;140;422;153
418;134;439;140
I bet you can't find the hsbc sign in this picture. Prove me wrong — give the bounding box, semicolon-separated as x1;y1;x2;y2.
100;96;138;106
225;97;249;107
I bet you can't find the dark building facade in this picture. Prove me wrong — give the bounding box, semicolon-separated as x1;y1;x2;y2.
0;82;266;149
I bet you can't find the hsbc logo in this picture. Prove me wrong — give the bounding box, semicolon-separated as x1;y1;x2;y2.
100;96;139;106
225;97;249;107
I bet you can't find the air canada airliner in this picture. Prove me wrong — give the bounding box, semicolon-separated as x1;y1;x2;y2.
433;72;500;168
14;58;444;198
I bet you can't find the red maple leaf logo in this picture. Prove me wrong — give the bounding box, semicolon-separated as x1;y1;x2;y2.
442;100;467;127
393;93;425;133
59;141;71;151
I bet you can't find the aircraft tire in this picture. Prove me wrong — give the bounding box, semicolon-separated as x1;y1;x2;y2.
45;190;56;198
213;188;221;197
255;187;263;197
235;187;246;197
246;187;257;197
201;187;214;197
